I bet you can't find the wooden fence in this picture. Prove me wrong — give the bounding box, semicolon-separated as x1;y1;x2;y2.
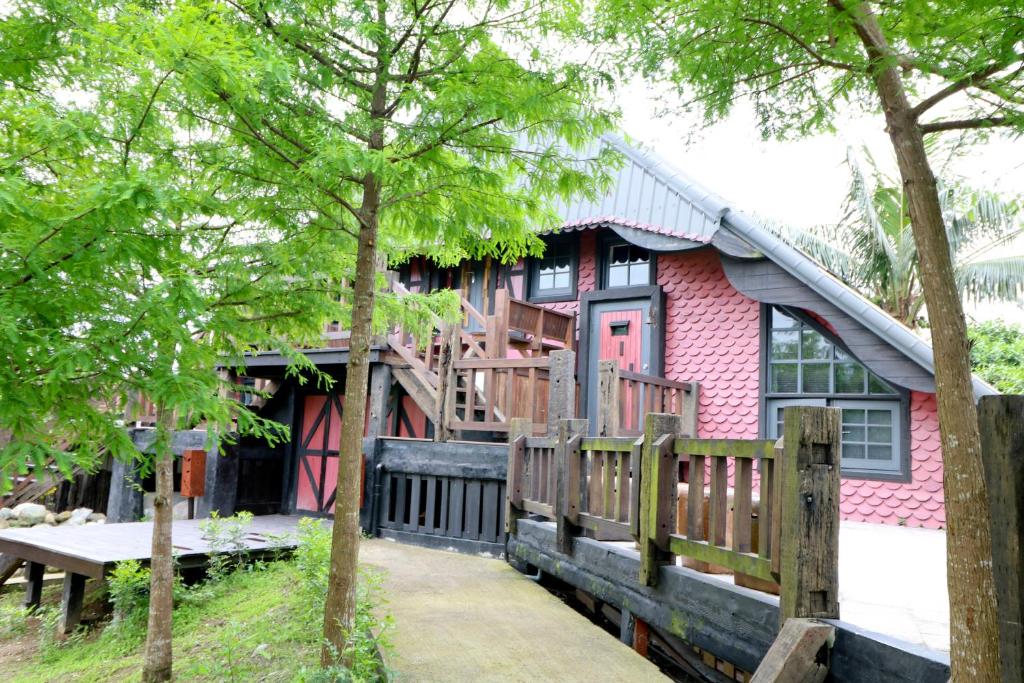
596;360;698;437
507;406;842;622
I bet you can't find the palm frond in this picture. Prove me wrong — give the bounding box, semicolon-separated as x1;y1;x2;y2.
765;221;859;283
956;255;1024;303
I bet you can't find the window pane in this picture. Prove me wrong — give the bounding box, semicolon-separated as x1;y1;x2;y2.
802;363;830;393
630;246;650;263
868;425;892;443
771;308;800;329
538;273;554;290
868;374;897;395
629;261;649;285
867;444;893;461
554;255;571;270
610;244;629;264
867;409;892;426
801;329;831;359
770;363;799;393
843;425;865;441
608;265;628;288
843;443;866;460
842;408;867;425
834;362;866;393
553;272;570;289
771;331;799;360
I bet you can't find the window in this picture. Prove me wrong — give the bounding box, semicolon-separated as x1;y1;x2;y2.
606;243;651;288
764;307;906;479
528;237;576;301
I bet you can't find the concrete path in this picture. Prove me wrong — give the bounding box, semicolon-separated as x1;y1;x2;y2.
359;539;667;682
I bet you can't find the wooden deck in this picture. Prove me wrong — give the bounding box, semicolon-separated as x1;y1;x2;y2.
0;514;301;580
0;515;302;634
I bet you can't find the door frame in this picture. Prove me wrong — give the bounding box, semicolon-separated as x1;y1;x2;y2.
578;285;665;421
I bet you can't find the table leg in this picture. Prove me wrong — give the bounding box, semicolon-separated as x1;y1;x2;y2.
59;573;86;634
23;561;44;610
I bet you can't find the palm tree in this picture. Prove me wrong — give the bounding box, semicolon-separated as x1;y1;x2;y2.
772;148;1024;328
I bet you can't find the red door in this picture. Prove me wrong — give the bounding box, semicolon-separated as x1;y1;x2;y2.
295;393;343;514
587;300;652;433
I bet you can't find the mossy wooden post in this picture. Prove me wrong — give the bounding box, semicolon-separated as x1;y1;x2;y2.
639;412;682;586
505;417;532;535
433;324;457;442
779;406;841;626
556;418;587;555
979;395;1024;683
597;360;620;437
547;350;576;434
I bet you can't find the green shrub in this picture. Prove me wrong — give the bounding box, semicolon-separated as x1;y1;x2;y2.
969;320;1024;394
200;510;255;582
107;559;151;624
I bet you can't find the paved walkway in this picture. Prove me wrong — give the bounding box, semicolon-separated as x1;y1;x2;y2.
359;539;667;682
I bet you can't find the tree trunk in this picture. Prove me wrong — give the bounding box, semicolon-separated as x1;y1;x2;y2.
142;403;175;682
838;3;1000;679
321;52;388;665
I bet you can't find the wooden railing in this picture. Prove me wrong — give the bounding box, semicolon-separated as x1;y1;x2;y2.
597;361;698;437
448;357;552;434
507;407;842;619
488;289;575;358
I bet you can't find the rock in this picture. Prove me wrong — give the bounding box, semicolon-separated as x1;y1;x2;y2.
0;519;9;529
252;643;270;660
32;523;49;528
55;511;72;523
12;503;47;525
44;512;56;526
0;507;13;520
86;512;105;522
62;508;93;526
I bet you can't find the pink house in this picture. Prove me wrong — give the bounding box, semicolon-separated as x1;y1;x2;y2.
386;135;990;530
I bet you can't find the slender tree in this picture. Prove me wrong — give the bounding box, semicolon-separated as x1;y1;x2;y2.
93;0;616;667
595;1;1024;677
773;148;1024;327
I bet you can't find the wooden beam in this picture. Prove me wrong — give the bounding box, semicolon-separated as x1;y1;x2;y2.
555;419;587;555
779;407;841;625
751;618;833;683
979;395;1024;683
506;418;531;535
596;360;620;438
638;412;681;587
58;573;86;635
546;350;576;433
0;553;23;590
433;326;457;442
23;561;43;610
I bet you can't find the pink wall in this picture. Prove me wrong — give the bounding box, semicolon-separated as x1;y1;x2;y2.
657;250;761;440
840;392;945;529
656;248;947;529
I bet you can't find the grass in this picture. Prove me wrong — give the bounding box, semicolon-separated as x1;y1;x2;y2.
0;518;390;682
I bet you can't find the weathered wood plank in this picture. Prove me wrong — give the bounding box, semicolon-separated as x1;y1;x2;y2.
674;438;775;459
58;572;87;635
638;413;681;587
751;618;834;683
734;458;753;554
667;535;775;582
779;407;841;625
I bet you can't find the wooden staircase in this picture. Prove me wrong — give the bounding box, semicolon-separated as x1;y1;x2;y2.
384;281;576;435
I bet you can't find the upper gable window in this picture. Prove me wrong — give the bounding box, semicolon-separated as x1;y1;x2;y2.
764;307;907;480
528;236;576;301
606;243;651;288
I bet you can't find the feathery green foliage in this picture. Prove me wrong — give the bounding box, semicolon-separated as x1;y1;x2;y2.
771;149;1024;327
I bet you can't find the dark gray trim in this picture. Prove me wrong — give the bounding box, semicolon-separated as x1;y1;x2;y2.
606;223;706;252
510;520;950;682
577;285;665;420
377;438;507;480
238;347;382;370
526;233;578;303
758;304;913;484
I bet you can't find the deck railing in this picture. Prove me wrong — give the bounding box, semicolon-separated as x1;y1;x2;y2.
449;357;552;434
596;361;698;437
507;407;842;622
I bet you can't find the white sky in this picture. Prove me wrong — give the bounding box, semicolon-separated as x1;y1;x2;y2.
613;80;1024;323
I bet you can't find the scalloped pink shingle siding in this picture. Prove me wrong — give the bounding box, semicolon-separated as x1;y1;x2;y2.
840;392;945;529
657;250;761;440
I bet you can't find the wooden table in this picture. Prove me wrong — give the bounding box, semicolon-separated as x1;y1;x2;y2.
0;514;302;633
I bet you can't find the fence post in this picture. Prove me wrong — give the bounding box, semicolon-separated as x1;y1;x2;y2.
547;350;576;434
639;412;682;586
597;360;620;437
433;324;457;442
556;418;587;555
979;395;1024;683
779;406;841;626
681;382;700;437
505;417;532;535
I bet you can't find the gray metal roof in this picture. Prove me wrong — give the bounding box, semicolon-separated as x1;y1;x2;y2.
552;134;728;243
562;133;996;398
